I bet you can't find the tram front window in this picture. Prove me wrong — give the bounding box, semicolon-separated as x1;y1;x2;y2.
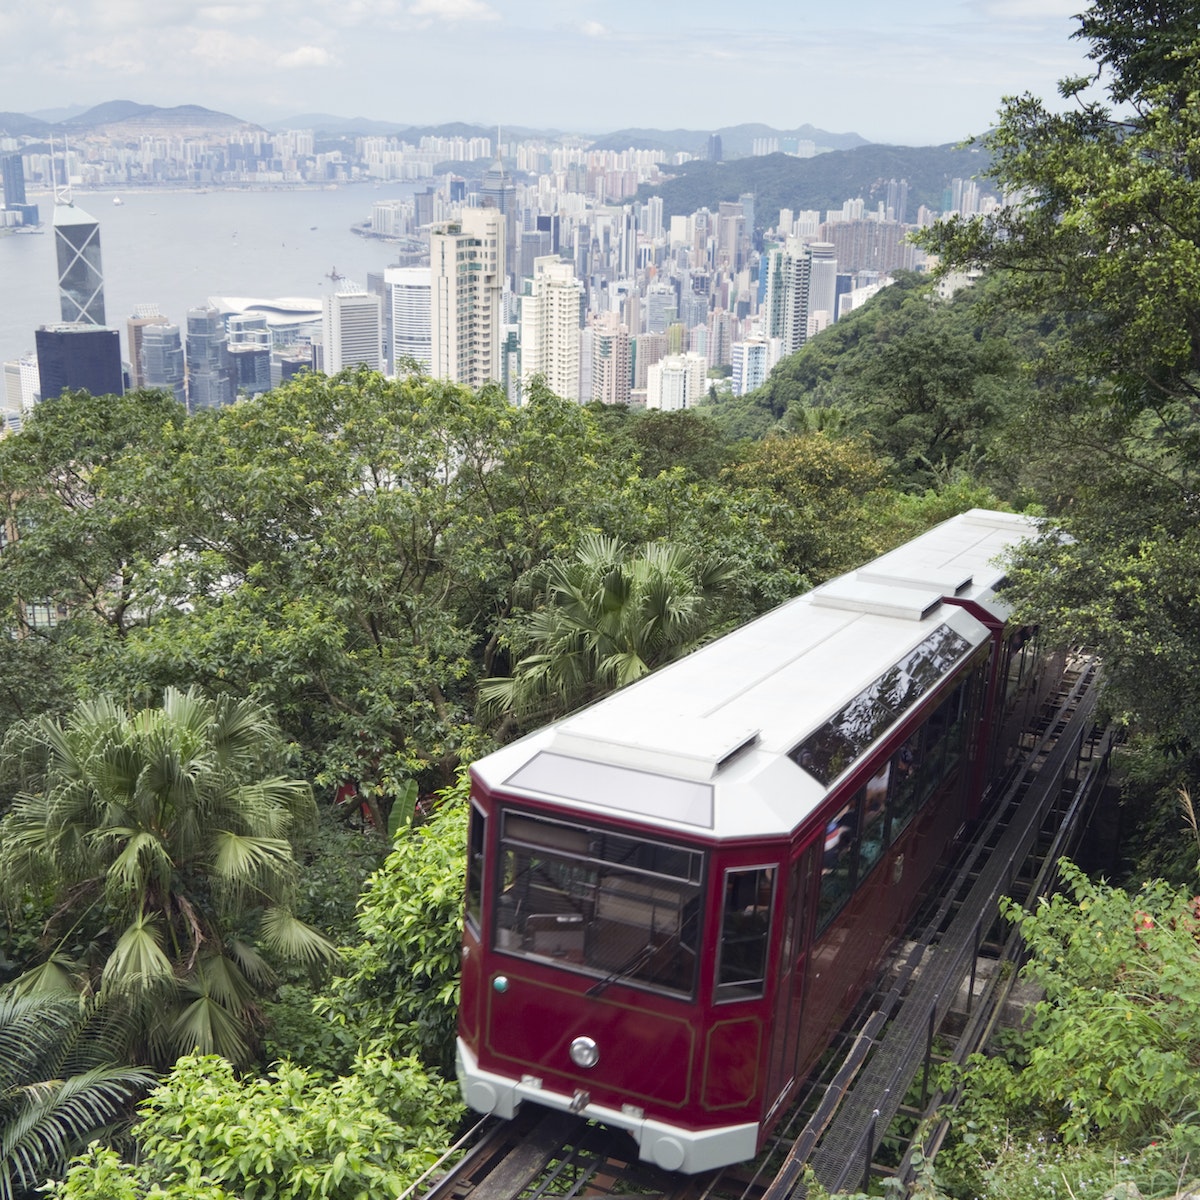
494;811;703;997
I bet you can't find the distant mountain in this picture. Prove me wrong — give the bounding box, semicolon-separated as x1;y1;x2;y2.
0;111;54;138
28;105;90;123
636;142;993;222
273;114;558;141
61;100;160;127
0;101;257;138
589;123;870;157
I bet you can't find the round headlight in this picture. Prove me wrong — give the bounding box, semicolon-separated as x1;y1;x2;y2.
569;1035;599;1069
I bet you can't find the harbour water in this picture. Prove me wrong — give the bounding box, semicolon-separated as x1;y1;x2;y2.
0;183;421;367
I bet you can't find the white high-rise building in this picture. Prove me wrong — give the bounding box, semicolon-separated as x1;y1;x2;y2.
731;339;775;396
519;256;582;402
322;284;384;374
430;208;505;387
386;266;432;373
3;354;39;411
762;237;814;357
808;242;838;332
646;351;708;411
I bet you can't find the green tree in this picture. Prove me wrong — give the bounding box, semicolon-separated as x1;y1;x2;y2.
65;372;627;811
722;431;892;583
918;1;1200;762
0;688;337;1066
0;993;154;1200
0;389;187;734
932;860;1200;1200
479;533;736;728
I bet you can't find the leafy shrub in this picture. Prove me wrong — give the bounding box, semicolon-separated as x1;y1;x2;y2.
313;777;468;1071
48;1051;464;1200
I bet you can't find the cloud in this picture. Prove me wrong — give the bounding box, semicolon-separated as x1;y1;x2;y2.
276;44;333;69
580;19;606;37
978;0;1081;17
409;0;499;20
198;4;265;22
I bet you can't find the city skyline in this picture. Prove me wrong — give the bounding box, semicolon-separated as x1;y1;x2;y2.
6;1;1104;148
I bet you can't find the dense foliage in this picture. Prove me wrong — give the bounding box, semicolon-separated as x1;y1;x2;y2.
46;1051;462;1200
0;994;155;1200
0;689;337;1067
919;0;1200;782
309;780;469;1075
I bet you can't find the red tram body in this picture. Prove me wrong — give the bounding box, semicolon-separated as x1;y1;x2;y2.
456;510;1059;1173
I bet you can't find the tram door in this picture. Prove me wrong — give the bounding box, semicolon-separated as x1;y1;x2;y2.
764;845;816;1117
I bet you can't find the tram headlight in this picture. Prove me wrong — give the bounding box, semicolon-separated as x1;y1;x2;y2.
569;1035;599;1069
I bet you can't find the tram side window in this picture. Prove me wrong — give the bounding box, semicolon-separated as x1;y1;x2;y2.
859;766;890;874
466;805;486;932
817;799;858;932
716;867;775;1001
889;734;922;838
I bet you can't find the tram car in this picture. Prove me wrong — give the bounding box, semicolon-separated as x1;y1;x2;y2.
456;509;1060;1174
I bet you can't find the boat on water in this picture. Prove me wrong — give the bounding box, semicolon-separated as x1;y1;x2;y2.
112;196;124;206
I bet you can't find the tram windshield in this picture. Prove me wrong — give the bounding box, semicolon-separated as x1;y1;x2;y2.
494;810;704;998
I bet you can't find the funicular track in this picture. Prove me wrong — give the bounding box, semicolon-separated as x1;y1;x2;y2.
413;661;1115;1200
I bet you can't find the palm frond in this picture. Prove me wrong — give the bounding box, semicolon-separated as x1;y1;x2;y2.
2;958;88;1002
165;994;249;1064
99;829;173;905
224;938;277;989
182;952;256;1011
100;915;176;1001
258;907;341;968
209;831;296;904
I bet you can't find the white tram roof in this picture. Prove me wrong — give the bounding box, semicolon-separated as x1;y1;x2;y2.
473;510;1037;844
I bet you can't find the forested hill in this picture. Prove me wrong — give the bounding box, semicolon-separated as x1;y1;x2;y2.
636;142;992;220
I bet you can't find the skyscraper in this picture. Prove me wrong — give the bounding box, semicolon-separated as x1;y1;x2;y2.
519;256;582;402
430;208;505;388
386;267;432;374
645;281;678;334
321;284;384;374
127;305;170;391
228;343;272;395
590;312;631;406
762;238;814;356
140;322;186;405
479;157;519;290
35;324;124;399
731;339;774;396
646;352;708;411
2;153;27;207
807;243;838;334
54;201;106;326
186;306;235;411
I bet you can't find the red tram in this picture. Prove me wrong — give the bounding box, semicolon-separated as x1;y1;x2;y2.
456;510;1059;1173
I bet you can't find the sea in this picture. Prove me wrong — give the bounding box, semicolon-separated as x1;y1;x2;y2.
0;183;423;367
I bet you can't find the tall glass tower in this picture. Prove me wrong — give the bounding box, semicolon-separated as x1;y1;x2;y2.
54;201;106;326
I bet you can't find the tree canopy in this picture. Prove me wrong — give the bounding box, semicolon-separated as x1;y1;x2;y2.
919;0;1200;771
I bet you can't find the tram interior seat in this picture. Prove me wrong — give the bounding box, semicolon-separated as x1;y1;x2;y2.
526;912;585;958
587;880;686;983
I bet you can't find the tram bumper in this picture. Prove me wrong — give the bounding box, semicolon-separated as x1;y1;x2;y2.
456;1038;759;1174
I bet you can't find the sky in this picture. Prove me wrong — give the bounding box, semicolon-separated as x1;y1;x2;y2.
4;0;1102;146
